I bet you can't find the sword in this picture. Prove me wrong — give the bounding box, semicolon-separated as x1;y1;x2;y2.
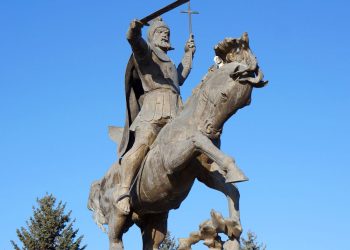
140;0;190;25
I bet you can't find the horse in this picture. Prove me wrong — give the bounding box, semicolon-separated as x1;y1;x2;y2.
88;33;267;250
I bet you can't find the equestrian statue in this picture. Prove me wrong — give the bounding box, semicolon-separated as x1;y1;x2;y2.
88;1;267;249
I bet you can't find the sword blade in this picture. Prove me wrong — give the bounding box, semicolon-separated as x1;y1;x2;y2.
140;0;190;25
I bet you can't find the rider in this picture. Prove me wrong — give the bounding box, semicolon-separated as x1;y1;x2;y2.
116;17;196;215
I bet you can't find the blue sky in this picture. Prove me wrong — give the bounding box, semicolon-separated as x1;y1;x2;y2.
1;0;349;249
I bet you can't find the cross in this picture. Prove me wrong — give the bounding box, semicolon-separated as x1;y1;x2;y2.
181;1;199;35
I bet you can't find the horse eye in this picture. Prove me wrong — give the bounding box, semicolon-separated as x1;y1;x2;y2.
221;92;228;101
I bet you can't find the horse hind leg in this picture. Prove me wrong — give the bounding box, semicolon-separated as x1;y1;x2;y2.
108;210;133;250
138;212;169;250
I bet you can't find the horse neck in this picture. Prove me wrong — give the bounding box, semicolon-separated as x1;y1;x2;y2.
182;86;206;120
182;83;223;139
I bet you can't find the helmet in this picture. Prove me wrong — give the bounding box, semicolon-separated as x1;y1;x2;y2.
147;16;170;42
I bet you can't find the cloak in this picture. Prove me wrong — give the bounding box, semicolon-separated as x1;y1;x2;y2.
118;55;144;158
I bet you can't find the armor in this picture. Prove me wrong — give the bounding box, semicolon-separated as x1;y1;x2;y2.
119;17;192;157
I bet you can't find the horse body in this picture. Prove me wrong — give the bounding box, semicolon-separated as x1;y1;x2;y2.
88;34;267;250
131;62;254;215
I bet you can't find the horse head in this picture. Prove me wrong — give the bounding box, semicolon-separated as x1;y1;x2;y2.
214;32;267;87
195;33;268;139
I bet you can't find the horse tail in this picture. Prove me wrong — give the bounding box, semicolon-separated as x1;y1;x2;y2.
88;162;123;233
88;180;108;233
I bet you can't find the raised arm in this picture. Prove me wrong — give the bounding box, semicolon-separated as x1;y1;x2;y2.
177;34;196;86
126;19;149;59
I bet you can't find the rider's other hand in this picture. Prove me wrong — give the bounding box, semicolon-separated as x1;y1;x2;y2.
185;33;196;54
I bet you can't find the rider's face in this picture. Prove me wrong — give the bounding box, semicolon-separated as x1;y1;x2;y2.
153;27;171;51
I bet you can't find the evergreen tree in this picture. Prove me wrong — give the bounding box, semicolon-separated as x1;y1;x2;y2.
240;231;266;250
159;231;178;250
11;194;86;250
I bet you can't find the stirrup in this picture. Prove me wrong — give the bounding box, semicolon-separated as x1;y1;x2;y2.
115;193;130;203
115;193;131;215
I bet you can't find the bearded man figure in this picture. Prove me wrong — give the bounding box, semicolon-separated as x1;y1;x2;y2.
116;17;196;215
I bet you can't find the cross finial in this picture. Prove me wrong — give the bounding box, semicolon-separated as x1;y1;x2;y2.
181;1;199;35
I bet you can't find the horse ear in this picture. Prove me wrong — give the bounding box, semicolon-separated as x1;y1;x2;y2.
241;32;249;45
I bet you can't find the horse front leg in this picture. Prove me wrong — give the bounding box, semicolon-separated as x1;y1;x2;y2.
162;132;247;183
162;139;198;174
197;158;241;221
190;132;248;183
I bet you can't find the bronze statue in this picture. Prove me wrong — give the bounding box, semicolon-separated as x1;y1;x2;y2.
88;32;267;250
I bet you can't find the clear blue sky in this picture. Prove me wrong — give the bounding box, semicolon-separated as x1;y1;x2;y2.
1;0;349;249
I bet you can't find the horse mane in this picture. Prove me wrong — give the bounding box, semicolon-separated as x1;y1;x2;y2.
188;34;253;100
214;33;256;68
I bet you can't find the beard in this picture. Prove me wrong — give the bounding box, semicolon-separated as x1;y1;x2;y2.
153;39;172;52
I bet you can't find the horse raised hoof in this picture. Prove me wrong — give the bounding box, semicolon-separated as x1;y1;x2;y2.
225;168;248;183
